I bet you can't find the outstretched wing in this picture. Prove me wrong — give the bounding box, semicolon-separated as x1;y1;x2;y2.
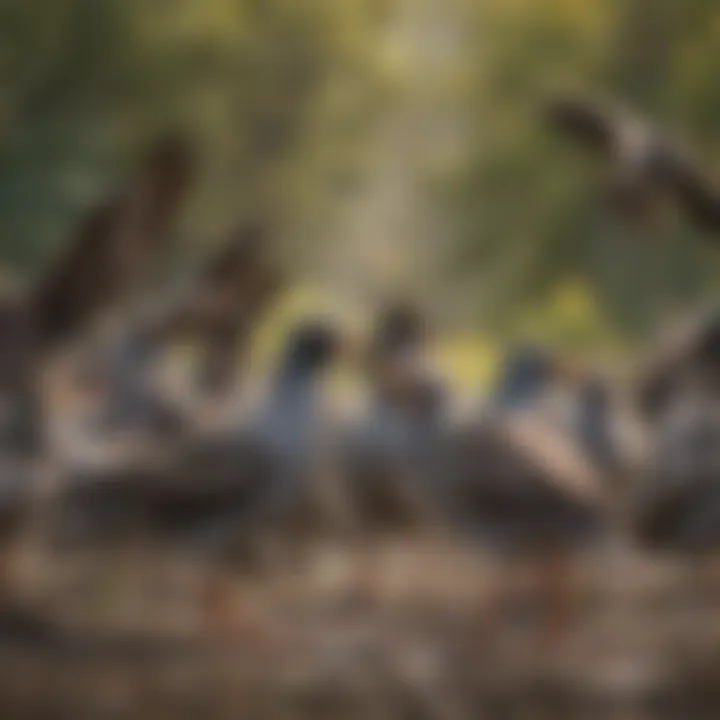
548;94;720;234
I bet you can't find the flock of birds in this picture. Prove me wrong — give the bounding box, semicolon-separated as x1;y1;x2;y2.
0;96;717;648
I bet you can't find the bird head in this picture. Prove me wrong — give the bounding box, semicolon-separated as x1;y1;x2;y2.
372;300;427;357
491;344;559;410
280;318;343;380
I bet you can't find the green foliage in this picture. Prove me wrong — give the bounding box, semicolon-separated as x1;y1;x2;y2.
0;0;391;275
4;0;720;350
451;0;720;343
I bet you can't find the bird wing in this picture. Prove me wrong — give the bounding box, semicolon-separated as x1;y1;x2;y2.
503;414;606;507
30;137;194;349
662;145;720;232
549;94;720;233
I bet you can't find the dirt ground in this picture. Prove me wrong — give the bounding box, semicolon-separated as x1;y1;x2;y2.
1;535;720;719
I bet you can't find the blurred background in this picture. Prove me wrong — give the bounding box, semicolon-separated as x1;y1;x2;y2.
5;0;720;366
2;0;720;718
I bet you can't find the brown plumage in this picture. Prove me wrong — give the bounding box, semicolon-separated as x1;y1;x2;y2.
58;220;283;477
0;137;193;644
30;136;194;349
124;220;282;398
345;302;448;537
440;410;608;552
0;135;194;458
548;95;720;233
192;222;283;396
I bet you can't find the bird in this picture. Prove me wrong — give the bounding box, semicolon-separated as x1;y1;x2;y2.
43;219;280;632
78;319;186;441
52;317;348;638
0;133;193;645
628;313;720;618
440;345;609;545
633;313;720;550
188;317;347;555
187;221;283;400
434;343;615;651
339;302;451;603
75;220;282;443
344;301;449;535
55;318;347;562
547;94;720;234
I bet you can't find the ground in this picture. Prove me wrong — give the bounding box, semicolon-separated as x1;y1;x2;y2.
1;536;720;719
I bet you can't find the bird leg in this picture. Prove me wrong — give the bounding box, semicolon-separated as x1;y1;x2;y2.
537;549;582;657
199;564;235;639
0;536;57;643
197;564;263;644
349;536;383;608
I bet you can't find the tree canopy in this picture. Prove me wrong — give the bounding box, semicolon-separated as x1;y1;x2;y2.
2;0;720;351
451;0;720;344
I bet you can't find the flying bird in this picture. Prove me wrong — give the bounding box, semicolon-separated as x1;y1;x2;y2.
547;95;720;234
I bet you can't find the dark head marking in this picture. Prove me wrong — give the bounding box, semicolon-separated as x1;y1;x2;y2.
282;319;341;376
492;343;557;409
373;300;427;357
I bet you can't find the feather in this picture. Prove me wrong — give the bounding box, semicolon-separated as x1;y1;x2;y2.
30;136;194;349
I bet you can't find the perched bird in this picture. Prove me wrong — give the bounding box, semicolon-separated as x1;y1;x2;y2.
51;317;348;638
487;343;560;412
344;301;449;535
78;220;281;441
633;313;720;550
55;318;347;563
335;301;453;603
181;317;348;557
188;222;282;399
547;94;720;233
0;134;193;643
80;320;186;440
435;344;614;650
627;313;720;619
441;345;609;548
